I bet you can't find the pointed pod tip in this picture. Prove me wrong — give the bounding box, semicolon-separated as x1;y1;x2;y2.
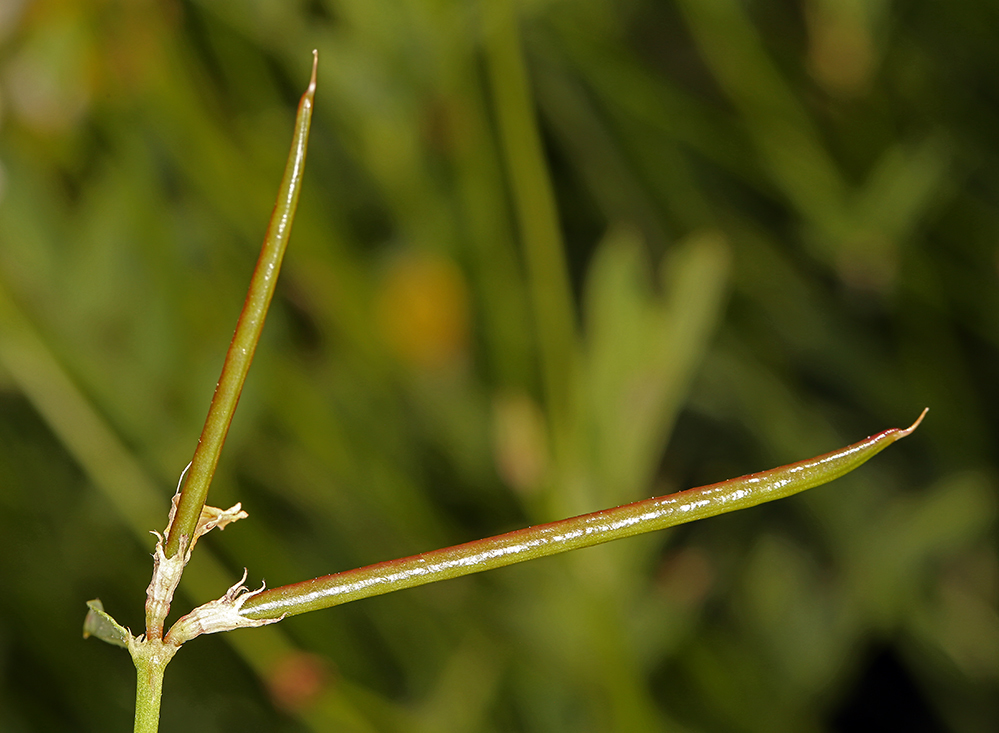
308;50;318;94
899;407;929;437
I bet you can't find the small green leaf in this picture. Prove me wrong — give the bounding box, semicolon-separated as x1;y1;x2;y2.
83;599;131;649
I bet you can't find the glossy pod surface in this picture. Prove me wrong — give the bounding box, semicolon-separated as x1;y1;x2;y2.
241;409;927;620
165;55;318;559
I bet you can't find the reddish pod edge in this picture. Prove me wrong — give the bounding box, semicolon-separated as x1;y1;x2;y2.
240;408;930;620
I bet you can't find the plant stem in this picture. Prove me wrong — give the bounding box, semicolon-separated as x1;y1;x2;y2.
240;410;927;619
130;638;178;733
165;51;318;558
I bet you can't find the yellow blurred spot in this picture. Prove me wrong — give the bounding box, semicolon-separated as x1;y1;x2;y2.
492;391;548;495
4;5;94;134
805;0;875;96
376;251;470;370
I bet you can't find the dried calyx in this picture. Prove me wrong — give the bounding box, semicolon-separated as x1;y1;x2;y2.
145;475;285;647
86;475;281;652
165;568;281;645
144;480;250;641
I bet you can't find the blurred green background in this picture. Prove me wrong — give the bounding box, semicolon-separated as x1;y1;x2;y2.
0;0;996;730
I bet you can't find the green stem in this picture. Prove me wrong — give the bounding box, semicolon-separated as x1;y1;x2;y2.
165;52;317;558
130;639;178;733
240;410;927;619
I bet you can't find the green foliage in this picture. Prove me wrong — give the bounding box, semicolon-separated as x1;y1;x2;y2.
0;0;995;731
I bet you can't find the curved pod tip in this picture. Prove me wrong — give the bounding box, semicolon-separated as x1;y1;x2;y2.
900;407;929;438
